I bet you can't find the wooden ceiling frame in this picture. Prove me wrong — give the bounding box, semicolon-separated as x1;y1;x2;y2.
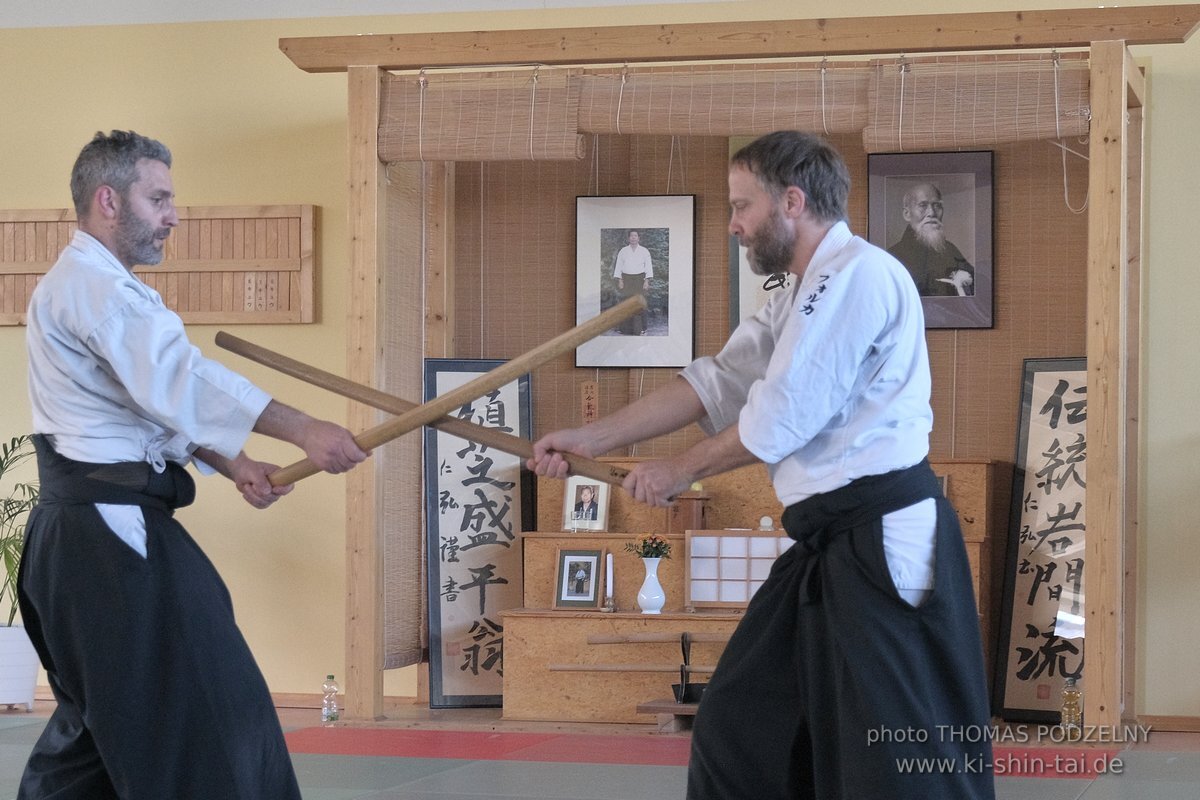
283;5;1200;723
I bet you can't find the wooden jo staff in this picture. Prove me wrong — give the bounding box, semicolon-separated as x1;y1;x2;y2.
247;294;646;486
214;334;630;487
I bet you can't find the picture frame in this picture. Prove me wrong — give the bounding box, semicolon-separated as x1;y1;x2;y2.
992;357;1087;722
561;474;610;532
422;358;534;708
867;151;994;329
554;548;605;609
575;195;696;367
728;236;794;331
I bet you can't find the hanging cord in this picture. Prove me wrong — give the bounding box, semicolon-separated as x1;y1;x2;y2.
589;133;601;195
820;57;831;136
949;330;959;458
896;56;910;151
417;69;428;163
615;64;629;136
479;163;485;352
527;66;540;161
666;135;686;194
1053;52;1089;214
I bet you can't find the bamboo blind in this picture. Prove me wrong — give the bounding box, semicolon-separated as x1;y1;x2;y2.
0;205;315;325
378;69;585;162
863;53;1091;153
380;165;425;670
375;54;1091;163
577;62;870;137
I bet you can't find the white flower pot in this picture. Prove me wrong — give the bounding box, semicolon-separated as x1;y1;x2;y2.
0;625;39;711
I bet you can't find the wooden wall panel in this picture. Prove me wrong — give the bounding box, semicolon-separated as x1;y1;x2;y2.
0;205;315;325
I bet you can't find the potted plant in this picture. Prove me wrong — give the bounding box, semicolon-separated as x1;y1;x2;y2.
0;435;40;711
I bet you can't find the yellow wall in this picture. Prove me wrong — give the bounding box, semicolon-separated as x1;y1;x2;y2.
2;0;1199;715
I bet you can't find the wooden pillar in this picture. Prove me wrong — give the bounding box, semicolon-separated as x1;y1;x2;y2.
345;65;387;720
1085;40;1142;730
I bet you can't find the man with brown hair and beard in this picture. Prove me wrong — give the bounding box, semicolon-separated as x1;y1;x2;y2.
528;130;993;799
888;182;975;297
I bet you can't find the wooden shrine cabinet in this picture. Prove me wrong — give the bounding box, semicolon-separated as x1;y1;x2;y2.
503;459;1008;724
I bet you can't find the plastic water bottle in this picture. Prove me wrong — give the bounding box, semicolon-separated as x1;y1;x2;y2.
1061;677;1082;741
321;674;340;724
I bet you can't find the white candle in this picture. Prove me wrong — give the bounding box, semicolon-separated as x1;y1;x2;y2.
605;552;614;598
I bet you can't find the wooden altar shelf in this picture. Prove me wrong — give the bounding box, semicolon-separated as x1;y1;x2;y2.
501;609;740;724
527;459;1005;672
586;632;730;644
521;532;691;612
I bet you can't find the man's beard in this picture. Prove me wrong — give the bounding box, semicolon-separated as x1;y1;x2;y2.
115;207;169;267
744;209;795;277
912;220;947;253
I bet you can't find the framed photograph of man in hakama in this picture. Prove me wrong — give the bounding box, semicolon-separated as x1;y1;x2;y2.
575;195;695;368
554;548;605;609
422;358;535;708
867;151;994;329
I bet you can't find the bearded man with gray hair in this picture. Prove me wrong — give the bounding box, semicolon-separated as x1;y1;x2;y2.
888;182;975;297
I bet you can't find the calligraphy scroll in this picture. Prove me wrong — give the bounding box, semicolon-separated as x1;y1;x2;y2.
994;357;1087;722
423;359;533;707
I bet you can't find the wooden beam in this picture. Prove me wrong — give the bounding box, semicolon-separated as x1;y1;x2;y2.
1085;39;1131;733
280;5;1200;73
345;65;387;721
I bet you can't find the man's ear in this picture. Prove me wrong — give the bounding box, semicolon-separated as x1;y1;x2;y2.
93;185;120;221
782;186;807;219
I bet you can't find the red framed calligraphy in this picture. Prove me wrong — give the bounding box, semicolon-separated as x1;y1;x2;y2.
423;359;534;708
993;357;1086;722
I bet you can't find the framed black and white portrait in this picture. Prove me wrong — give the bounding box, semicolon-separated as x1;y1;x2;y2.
867;151;994;329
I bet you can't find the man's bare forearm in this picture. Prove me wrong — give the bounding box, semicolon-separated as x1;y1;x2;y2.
583;375;707;453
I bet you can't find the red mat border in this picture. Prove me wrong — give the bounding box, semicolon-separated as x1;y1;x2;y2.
285;728;1120;778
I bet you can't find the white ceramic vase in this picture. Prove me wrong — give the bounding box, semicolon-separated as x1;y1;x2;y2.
637;557;666;615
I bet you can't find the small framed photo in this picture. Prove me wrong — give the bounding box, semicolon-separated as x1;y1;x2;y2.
561;475;610;532
575;195;696;367
867;151;994;329
554;548;605;609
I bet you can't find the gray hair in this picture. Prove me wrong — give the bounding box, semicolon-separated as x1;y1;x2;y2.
730;130;850;224
70;130;172;217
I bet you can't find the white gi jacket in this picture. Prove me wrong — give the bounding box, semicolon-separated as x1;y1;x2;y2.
26;231;272;554
681;222;937;592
